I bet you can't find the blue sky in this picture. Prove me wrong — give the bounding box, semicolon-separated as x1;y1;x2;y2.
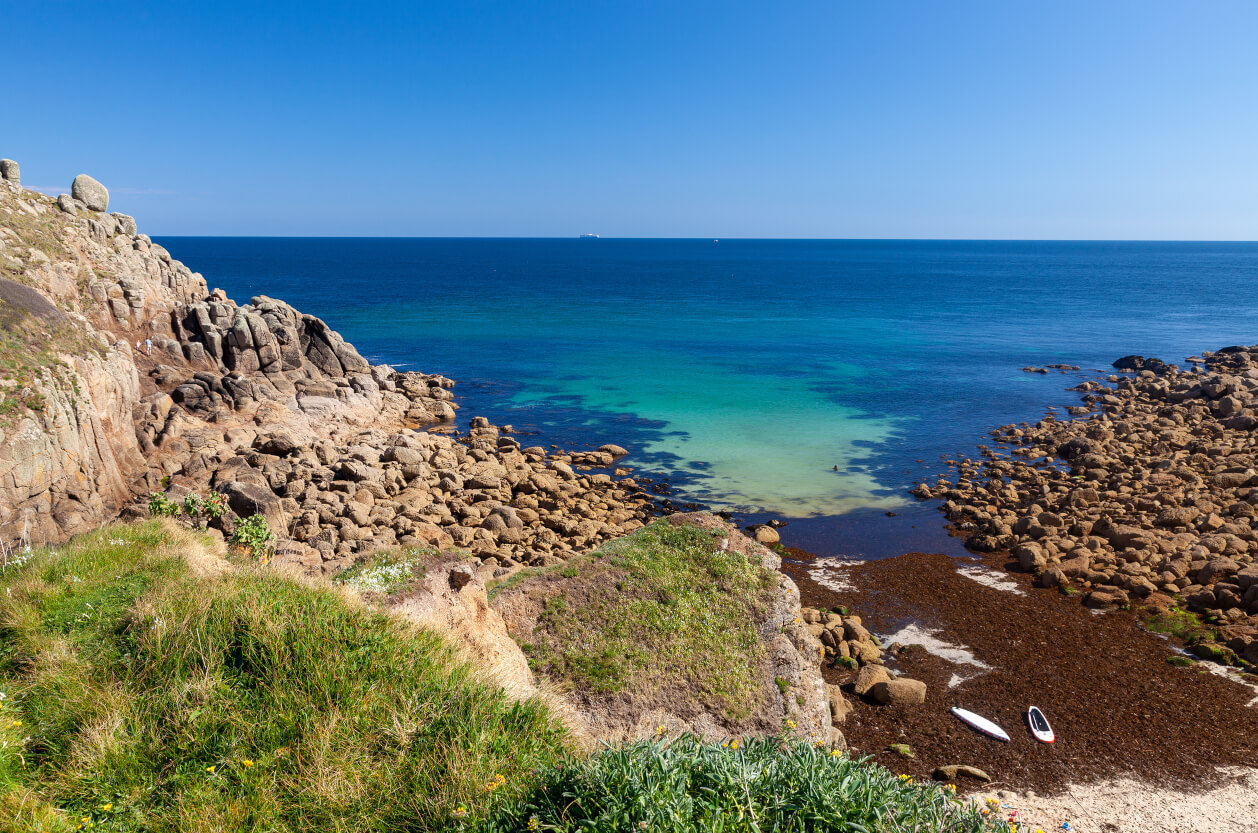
5;1;1256;238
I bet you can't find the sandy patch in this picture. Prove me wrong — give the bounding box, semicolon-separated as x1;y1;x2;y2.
806;558;866;593
975;767;1258;833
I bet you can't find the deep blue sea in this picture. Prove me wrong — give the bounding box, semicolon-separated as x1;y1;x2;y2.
156;238;1258;557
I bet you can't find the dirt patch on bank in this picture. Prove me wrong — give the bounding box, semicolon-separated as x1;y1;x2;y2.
788;549;1258;795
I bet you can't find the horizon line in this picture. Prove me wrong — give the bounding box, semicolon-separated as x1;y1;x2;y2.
148;234;1258;243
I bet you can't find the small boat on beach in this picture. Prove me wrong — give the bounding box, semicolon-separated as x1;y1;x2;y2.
950;707;1010;742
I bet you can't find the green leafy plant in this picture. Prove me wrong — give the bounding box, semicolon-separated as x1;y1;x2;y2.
482;734;999;832
181;492;226;529
148;492;180;518
229;513;275;560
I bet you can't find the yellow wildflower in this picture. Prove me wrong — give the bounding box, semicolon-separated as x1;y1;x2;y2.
102;803;113;811
242;759;254;768
206;765;216;773
829;749;841;757
785;719;797;730
730;738;739;749
453;805;468;818
527;818;540;832
8;720;20;728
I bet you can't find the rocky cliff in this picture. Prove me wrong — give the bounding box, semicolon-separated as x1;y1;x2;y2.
0;161;657;575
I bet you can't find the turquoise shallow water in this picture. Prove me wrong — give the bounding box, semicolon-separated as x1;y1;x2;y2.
158;238;1258;552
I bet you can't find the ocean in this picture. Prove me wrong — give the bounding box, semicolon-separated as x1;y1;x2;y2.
155;238;1258;557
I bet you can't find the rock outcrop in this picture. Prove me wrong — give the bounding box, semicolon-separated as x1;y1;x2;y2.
1;162;662;573
71;173;108;212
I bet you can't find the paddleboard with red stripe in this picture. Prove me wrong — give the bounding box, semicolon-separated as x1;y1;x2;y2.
1027;706;1055;743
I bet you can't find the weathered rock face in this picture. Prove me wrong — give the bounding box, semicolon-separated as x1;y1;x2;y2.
0;159;18;185
71;173;108;211
0;330;144;543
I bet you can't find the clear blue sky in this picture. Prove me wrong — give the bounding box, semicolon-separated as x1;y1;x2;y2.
5;1;1256;238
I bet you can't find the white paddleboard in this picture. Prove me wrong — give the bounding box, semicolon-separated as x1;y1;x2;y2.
1027;706;1055;743
951;707;1010;742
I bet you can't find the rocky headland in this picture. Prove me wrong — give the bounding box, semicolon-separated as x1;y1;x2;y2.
0;159;843;750
0;161;660;580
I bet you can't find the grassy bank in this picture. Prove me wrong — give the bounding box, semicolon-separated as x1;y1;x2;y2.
1;521;1005;832
0;521;568;832
493;519;778;721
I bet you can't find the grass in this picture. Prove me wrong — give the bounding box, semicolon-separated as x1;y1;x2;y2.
511;520;778;719
0;520;1014;832
480;734;1001;833
0;521;569;832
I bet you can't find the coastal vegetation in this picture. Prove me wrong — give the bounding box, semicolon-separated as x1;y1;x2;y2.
0;521;1006;832
0;521;568;831
494;519;777;718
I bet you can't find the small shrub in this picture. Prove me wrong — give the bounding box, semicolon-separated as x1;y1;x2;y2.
181;491;226;529
229;513;275;560
148;491;180;518
334;549;431;594
147;490;226;530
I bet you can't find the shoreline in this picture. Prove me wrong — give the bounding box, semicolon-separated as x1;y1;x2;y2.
774;344;1258;831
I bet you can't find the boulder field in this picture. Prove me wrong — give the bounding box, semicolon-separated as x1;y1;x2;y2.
916;349;1258;663
0;164;660;579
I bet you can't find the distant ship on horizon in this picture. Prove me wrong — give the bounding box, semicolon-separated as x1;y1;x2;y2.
579;233;599;239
